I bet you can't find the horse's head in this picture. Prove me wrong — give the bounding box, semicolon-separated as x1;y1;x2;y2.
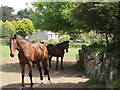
9;35;18;57
63;41;69;53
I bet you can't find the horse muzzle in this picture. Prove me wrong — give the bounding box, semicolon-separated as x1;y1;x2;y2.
10;53;14;57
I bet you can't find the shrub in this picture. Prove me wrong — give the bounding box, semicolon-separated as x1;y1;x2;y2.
59;35;70;42
30;38;43;43
45;39;59;45
69;43;82;48
1;38;10;45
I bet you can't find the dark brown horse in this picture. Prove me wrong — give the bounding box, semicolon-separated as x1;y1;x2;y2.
9;35;50;87
47;41;69;70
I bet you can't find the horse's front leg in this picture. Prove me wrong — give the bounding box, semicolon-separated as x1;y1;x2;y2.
61;56;64;70
36;63;43;84
28;62;33;87
20;63;25;87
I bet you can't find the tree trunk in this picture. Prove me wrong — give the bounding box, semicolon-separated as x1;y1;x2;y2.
105;32;109;48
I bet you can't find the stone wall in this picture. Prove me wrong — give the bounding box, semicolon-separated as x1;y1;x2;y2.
78;45;120;87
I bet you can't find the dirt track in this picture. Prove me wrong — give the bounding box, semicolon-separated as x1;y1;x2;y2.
0;56;89;89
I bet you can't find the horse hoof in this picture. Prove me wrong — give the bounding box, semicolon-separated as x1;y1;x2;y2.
40;80;43;84
30;86;33;90
21;83;25;87
30;83;33;87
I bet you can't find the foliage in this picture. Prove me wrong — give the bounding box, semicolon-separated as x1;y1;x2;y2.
30;2;74;32
72;2;118;32
45;39;59;45
31;2;120;46
88;42;106;54
0;19;35;45
30;38;44;43
108;41;120;58
2;20;16;37
82;79;101;88
11;20;18;29
17;8;33;19
69;43;82;48
59;35;70;42
76;60;87;76
1;19;35;38
1;38;10;45
109;76;120;88
1;6;17;21
0;21;4;36
79;31;107;44
72;2;119;46
16;18;35;38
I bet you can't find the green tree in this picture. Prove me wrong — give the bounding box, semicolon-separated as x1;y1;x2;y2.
16;18;35;38
59;35;70;42
2;20;15;36
11;20;18;29
17;8;33;20
0;21;4;37
72;2;119;46
30;2;74;32
1;6;17;22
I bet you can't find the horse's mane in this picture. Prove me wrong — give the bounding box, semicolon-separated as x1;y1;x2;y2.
47;44;55;47
16;38;31;43
47;41;69;48
57;41;69;46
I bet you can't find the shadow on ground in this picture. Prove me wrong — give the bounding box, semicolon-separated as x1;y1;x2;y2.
1;82;85;89
1;57;88;88
1;60;79;78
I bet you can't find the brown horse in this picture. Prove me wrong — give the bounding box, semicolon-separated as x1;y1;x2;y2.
9;35;50;87
47;41;69;70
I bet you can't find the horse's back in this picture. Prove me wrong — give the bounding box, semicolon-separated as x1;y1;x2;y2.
47;44;64;57
47;44;55;52
36;43;49;59
47;44;54;48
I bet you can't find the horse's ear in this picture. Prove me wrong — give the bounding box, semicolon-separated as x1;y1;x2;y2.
14;35;17;39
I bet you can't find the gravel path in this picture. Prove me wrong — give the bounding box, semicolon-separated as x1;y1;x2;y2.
0;56;89;89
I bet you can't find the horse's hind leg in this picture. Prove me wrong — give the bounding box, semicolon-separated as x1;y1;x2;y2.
36;63;43;84
20;63;25;87
28;62;33;87
61;56;64;70
49;56;52;69
43;59;51;82
56;57;59;70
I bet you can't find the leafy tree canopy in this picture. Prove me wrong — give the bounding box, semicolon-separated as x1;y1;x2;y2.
17;8;33;20
16;18;35;38
1;6;17;22
72;2;119;35
0;19;35;38
2;20;16;36
30;2;75;32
